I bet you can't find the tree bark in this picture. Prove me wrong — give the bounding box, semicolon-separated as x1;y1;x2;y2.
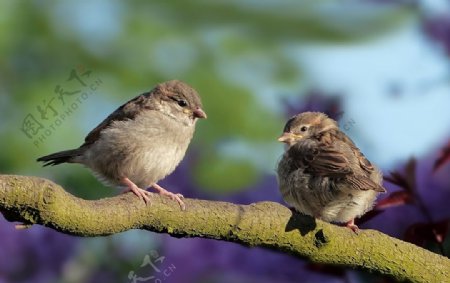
1;174;448;283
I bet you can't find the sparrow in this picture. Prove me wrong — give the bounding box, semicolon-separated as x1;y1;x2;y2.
37;80;206;210
276;112;386;231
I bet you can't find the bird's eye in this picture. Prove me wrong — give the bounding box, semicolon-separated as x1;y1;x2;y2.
300;126;308;132
177;99;188;107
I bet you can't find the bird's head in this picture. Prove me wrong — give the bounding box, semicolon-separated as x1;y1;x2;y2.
155;80;207;125
277;112;338;146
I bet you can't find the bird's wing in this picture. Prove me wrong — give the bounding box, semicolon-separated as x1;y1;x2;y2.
326;131;386;192
82;93;155;146
290;139;386;192
335;131;374;174
345;175;386;192
289;139;352;177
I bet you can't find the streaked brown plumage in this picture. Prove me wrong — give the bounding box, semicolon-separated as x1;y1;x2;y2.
37;80;206;209
276;112;386;231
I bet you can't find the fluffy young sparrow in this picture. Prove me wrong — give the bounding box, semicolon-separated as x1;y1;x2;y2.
276;112;385;231
37;80;206;209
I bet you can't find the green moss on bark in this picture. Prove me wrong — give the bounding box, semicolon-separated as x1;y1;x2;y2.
1;174;449;283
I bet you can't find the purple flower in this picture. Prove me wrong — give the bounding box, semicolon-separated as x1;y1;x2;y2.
0;218;78;283
423;15;450;56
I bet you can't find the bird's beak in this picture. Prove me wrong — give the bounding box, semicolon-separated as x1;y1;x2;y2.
193;108;207;119
277;132;301;143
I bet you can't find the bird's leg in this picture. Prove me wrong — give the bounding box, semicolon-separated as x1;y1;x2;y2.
345;219;359;233
121;177;151;204
150;183;186;210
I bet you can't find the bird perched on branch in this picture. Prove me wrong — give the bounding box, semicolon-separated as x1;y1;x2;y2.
37;80;206;210
276;112;385;231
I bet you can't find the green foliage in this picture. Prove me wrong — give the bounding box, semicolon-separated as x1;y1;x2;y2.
195;154;259;193
0;1;415;196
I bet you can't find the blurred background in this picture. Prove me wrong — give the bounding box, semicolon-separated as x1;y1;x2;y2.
1;1;450;282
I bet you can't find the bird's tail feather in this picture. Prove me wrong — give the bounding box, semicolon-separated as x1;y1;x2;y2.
36;149;82;166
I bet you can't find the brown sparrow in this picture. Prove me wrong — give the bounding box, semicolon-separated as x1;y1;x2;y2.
37;80;206;209
276;112;385;231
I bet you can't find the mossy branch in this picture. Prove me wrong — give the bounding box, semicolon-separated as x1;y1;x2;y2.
1;174;449;283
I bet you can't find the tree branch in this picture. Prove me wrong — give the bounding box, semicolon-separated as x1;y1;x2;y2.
1;174;448;282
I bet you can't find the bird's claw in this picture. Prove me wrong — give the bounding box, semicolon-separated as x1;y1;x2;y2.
159;190;186;211
121;178;186;209
345;219;359;234
151;183;186;210
123;185;152;205
122;177;152;205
